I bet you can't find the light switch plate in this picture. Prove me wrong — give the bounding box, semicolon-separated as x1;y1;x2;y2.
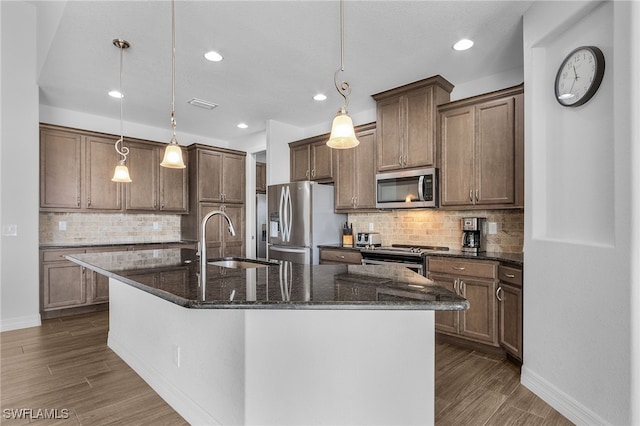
488;222;498;235
2;224;17;236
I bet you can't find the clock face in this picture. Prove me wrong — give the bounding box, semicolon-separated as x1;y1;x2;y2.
555;46;605;107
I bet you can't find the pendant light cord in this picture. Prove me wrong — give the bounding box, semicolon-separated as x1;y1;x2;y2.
170;0;178;143
114;40;129;163
334;0;351;109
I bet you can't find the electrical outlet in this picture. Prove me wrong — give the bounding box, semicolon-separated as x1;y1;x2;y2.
2;224;17;236
488;222;498;235
368;223;374;231
172;344;181;367
153;222;160;230
59;221;67;231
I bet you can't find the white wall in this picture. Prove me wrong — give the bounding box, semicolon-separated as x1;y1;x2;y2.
522;2;636;424
265;120;304;186
0;1;41;331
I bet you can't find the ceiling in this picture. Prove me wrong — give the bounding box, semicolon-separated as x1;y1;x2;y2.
35;0;533;144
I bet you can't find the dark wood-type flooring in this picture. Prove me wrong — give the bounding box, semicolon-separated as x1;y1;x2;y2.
1;311;573;425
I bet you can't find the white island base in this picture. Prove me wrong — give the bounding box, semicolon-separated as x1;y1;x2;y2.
107;278;435;425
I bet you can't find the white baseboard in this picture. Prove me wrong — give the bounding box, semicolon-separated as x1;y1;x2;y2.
107;332;221;426
0;314;41;332
521;366;609;425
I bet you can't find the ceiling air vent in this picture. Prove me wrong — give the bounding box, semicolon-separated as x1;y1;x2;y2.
187;98;218;110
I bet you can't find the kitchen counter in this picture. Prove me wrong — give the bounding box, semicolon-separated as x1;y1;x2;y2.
318;244;523;266
65;248;468;311
40;241;195;250
65;248;464;425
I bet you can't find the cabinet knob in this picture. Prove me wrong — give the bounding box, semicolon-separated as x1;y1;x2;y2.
469;190;473;202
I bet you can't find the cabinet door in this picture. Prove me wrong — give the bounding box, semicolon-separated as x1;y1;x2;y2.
42;263;86;309
475;97;515;205
125;142;158;211
353;128;377;209
459;277;498;345
256;162;267;193
310;141;333;181
222;153;245;204
430;273;459;335
440;106;475;207
89;271;110;304
376;97;403;172
199;202;223;253
198;150;223;201
499;282;522;360
290;144;310;181
84;135;123;210
40;128;82;209
160;158;188;212
404;86;435;168
222;203;245;257
334;144;357;210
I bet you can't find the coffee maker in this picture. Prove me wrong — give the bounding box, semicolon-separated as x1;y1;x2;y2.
461;217;486;253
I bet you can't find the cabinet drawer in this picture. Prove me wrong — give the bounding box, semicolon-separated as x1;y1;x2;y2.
428;257;497;279
320;249;362;265
42;248;86;262
498;265;522;286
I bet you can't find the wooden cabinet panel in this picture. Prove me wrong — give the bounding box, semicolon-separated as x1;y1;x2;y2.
42;263;86;309
159;164;188;212
440;107;475;207
373;75;453;173
256;162;267;193
126;142;158;210
334;123;376;211
429;257;498;346
84;135;123;211
197;150;223;201
40;127;83;209
198;202;244;257
439;85;524;209
319;248;362;265
289;137;334;182
459;277;497;345
476;97;515;205
499;283;522;360
221;153;245;204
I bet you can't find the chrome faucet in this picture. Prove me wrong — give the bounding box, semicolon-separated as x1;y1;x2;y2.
200;210;236;288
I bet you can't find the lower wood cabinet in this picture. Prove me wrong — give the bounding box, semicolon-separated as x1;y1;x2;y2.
40;243;194;318
497;265;523;361
319;247;362;265
428;257;499;346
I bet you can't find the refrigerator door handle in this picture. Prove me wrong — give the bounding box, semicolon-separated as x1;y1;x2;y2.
269;245;308;254
285;185;293;241
279;186;287;241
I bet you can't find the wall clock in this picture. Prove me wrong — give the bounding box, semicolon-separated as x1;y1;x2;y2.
554;45;605;107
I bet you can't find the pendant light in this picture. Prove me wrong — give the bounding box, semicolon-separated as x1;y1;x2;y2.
160;0;186;169
327;0;359;149
111;39;132;183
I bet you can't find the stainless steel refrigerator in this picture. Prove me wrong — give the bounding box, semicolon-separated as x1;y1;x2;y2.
267;181;346;264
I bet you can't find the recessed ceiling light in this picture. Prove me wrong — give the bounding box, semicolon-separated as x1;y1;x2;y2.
187;98;218;110
313;93;327;101
453;39;474;51
204;50;223;62
237;123;248;129
109;90;123;98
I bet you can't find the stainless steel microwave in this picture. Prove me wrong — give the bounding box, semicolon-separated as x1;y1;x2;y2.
375;167;439;209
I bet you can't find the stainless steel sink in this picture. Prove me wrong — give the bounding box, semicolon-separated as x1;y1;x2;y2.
208;258;274;269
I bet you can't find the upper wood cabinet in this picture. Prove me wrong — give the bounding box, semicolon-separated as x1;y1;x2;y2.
256;162;267;193
372;75;454;173
181;145;246;253
40;126;83;210
334;123;377;211
125;141;188;213
438;84;524;209
40;124;188;214
289;136;334;182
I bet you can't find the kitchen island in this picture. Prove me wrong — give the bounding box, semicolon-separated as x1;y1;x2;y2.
67;248;467;426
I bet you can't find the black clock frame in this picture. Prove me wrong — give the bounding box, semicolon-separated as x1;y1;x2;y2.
554;45;605;107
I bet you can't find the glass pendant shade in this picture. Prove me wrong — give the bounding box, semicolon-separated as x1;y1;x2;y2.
112;163;132;182
327;108;359;149
160;142;186;168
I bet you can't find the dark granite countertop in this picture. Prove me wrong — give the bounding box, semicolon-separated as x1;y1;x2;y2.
318;244;523;267
40;241;195;250
65;248;468;311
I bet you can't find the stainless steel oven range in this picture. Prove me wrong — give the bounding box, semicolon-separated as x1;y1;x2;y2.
360;244;449;276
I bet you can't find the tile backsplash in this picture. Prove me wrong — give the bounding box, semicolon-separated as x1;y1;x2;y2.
348;209;523;253
40;213;182;246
